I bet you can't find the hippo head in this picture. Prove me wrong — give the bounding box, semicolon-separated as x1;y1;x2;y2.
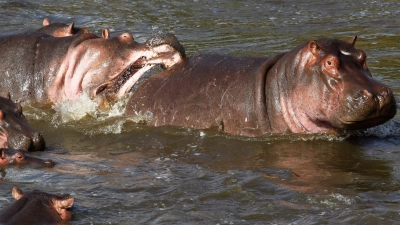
36;18;82;37
0;187;74;223
277;36;396;133
0;148;55;168
0;95;45;151
91;32;186;107
50;31;186;108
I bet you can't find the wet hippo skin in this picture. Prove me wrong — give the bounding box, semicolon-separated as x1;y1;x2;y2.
36;17;84;37
0;148;55;168
0;95;45;151
0;30;185;108
0;187;74;225
127;37;396;136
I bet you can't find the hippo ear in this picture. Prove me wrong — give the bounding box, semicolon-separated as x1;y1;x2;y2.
349;36;357;46
102;28;110;39
43;18;51;26
68;23;75;34
55;195;74;209
0;110;3;120
12;187;24;200
5;91;11;100
309;41;319;55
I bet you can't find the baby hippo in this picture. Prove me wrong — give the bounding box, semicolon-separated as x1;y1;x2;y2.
36;17;85;37
0;187;74;225
0;148;55;168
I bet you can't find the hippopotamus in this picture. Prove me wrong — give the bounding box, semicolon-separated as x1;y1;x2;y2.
0;31;185;107
0;148;55;168
36;17;83;37
126;37;397;136
0;187;74;225
0;95;45;151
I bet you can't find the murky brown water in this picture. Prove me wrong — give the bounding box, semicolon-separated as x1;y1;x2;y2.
0;0;400;224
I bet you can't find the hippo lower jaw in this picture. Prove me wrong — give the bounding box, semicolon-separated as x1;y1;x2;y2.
94;44;184;102
334;116;395;130
116;45;184;98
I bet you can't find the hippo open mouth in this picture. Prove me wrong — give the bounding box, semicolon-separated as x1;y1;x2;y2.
94;33;186;103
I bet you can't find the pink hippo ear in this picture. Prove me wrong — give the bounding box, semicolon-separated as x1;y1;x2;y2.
54;195;74;221
349;36;357;46
309;41;319;55
0;110;3;120
67;23;75;35
43;18;51;26
12;187;24;200
102;28;110;39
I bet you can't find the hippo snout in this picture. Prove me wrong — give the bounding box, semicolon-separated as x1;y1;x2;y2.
8;132;46;152
339;85;396;129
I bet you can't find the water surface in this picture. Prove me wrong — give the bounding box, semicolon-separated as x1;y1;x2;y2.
0;0;400;224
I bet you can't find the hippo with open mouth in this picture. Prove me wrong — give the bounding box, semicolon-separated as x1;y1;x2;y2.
126;37;396;136
0;30;185;108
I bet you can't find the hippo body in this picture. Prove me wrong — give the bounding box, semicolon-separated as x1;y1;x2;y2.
127;37;396;136
0;96;45;151
0;31;185;106
0;148;54;168
0;187;74;225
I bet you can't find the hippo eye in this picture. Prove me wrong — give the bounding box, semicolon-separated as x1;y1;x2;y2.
327;61;332;66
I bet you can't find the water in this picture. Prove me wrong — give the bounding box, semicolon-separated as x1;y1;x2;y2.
0;0;400;224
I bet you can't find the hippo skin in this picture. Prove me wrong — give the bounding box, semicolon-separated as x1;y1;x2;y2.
126;37;397;136
0;96;45;151
36;18;84;37
0;187;74;225
0;148;55;168
0;30;185;107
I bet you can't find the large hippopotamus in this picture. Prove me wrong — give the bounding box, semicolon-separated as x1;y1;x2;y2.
126;37;397;136
0;187;74;225
0;95;45;151
0;148;55;168
0;30;185;107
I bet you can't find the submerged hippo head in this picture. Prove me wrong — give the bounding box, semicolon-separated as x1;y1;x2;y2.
0;148;55;168
47;31;185;108
274;36;396;133
0;187;74;224
0;95;45;151
36;17;83;37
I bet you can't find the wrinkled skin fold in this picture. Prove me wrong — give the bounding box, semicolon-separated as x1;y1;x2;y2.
0;31;185;107
126;37;396;136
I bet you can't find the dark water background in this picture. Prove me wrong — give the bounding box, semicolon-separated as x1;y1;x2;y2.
0;0;400;224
